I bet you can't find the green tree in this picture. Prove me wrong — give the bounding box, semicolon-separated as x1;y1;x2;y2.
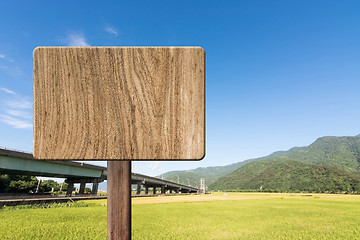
39;180;61;193
7;175;38;193
85;187;92;194
0;174;11;192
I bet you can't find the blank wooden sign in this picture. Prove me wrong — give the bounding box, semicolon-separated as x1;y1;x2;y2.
33;47;205;160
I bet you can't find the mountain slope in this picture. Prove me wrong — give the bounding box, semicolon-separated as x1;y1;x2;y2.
209;135;360;192
162;135;360;190
209;159;360;192
263;136;360;172
160;150;292;186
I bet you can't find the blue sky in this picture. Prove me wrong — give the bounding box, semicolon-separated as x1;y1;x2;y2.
1;1;360;177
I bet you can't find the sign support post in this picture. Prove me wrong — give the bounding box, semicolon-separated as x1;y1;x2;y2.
107;161;131;240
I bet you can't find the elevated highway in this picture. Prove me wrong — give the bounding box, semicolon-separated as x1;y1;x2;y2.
0;148;198;195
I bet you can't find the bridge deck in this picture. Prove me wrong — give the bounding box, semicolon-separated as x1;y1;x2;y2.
0;148;200;194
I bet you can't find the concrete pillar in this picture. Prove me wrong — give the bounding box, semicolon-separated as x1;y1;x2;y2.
145;186;148;195
136;183;141;195
161;186;165;194
153;186;156;195
92;182;99;195
79;181;86;194
66;180;74;196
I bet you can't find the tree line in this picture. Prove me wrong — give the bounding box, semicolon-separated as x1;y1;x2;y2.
0;174;70;194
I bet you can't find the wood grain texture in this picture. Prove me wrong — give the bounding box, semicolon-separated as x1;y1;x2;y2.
33;47;205;160
107;161;131;240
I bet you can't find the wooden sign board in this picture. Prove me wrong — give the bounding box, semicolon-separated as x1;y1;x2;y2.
33;47;205;160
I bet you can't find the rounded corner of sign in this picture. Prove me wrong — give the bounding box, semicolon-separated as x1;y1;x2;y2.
32;152;44;161
32;147;38;159
33;46;43;57
197;46;205;54
194;151;205;161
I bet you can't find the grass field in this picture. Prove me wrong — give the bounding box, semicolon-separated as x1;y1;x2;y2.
1;193;360;239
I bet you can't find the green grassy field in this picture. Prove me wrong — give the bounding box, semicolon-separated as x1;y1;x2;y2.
1;193;360;239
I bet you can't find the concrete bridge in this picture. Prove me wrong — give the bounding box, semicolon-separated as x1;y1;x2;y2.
0;148;198;195
131;173;198;195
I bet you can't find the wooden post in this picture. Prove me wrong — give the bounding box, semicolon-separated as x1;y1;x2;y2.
107;161;131;240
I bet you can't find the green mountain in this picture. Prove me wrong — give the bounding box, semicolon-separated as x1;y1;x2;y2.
161;135;360;192
269;136;360;172
160;150;291;186
209;159;360;193
209;135;360;192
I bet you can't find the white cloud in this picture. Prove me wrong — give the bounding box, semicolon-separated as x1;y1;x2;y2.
66;33;90;46
148;161;161;170
6;109;32;119
0;115;32;129
6;97;31;109
0;54;14;62
0;55;22;78
0;87;16;95
0;87;32;129
105;26;118;36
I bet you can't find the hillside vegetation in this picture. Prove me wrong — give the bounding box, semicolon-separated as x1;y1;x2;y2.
162;135;360;193
209;159;360;193
209;136;360;193
269;136;360;172
161;149;290;186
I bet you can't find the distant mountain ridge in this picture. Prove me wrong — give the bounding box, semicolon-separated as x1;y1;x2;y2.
209;159;360;192
160;142;304;186
209;135;360;192
161;135;360;192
